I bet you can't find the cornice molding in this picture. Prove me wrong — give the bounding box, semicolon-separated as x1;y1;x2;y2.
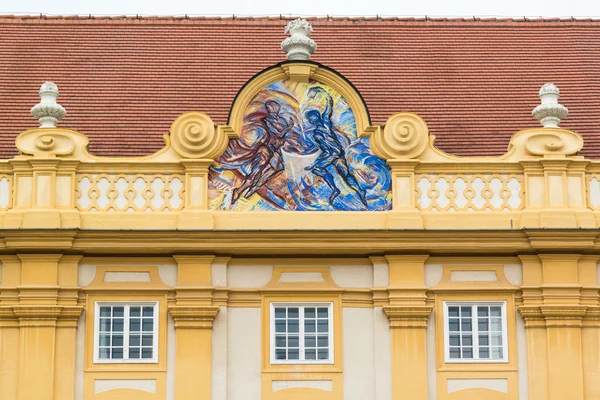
168;305;219;329
383;305;433;328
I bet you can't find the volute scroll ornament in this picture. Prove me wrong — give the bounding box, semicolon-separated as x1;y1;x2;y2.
16;129;79;157
509;128;584;158
169;112;228;160
370;112;429;160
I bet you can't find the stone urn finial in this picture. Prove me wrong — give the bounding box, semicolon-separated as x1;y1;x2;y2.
532;83;568;128
31;82;67;128
281;18;317;61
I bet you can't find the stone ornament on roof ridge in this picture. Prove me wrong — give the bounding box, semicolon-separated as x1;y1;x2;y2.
281;18;317;61
532;83;568;128
31;81;66;128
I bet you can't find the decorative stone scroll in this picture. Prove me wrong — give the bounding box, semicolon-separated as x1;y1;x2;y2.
169;112;228;160
370;113;429;160
15;128;89;158
507;127;584;158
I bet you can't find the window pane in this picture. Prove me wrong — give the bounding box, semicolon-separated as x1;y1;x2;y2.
288;336;299;348
288;319;299;333
275;349;286;360
130;348;140;358
275;336;286;348
461;319;472;332
491;333;503;346
477;307;489;317
142;348;153;359
274;308;286;319
491;318;502;331
462;347;473;359
142;335;153;346
317;320;328;333
462;335;472;346
479;347;490;358
142;319;153;332
305;320;316;333
111;348;123;359
305;336;316;347
99;318;111;332
305;308;316;318
449;335;460;346
478;319;489;331
448;306;459;317
317;308;328;318
112;319;124;332
449;348;460;359
99;307;111;317
288;308;299;319
490;307;502;317
112;335;123;347
142;307;154;317
448;319;459;332
460;307;472;317
479;334;489;346
492;347;503;359
305;349;316;360
288;349;299;360
99;334;110;346
112;307;124;318
317;336;328;347
275;320;286;333
130;306;141;317
129;335;141;347
98;348;110;359
317;349;329;360
130;319;141;332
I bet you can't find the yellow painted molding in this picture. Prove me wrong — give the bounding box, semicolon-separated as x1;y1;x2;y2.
168;305;219;328
382;305;432;328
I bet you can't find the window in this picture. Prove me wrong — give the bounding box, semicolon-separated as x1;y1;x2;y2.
93;302;158;363
444;302;508;363
270;303;333;364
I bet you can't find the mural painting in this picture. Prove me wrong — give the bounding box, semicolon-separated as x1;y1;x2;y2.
208;79;392;211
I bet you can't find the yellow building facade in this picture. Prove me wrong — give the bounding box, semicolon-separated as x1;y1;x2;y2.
1;20;600;400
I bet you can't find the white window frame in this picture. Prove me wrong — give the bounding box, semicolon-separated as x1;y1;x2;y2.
443;301;508;364
93;301;159;364
270;302;334;365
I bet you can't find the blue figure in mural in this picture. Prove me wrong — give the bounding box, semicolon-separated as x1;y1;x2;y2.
231;100;295;204
304;87;368;206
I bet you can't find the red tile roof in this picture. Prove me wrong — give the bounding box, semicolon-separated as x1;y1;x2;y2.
0;15;599;158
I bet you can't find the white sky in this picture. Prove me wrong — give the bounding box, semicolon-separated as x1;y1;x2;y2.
1;0;599;18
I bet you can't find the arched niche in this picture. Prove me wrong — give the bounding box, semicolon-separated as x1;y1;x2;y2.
209;61;393;212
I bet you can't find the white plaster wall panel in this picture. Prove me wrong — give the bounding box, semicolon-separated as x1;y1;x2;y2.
0;176;10;209
279;271;324;283
16;176;32;207
168;177;184;209
272;380;333;392
449;270;498;282
447;379;508;394
503;264;523;286
55;175;71;207
74;311;85;400
330;263;373;288
435;177;451;209
103;271;151;282
114;177;129;209
158;264;177;287
424;264;444;287
227;265;273;288
211;258;229;287
426;313;437;400
166;314;175;400
471;177;486;209
228;308;261;400
212;306;228;400
132;177;147;209
150;177;166;209
78;264;96;287
516;310;529;400
567;176;582;206
489;177;504;209
452;177;468;209
77;176;92;210
94;379;157;394
372;258;389;287
343;308;375;400
373;307;392;400
589;176;600;209
95;177;111;209
507;177;522;209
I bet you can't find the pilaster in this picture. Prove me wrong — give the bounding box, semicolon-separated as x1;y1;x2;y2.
177;159;215;229
383;255;431;400
170;255;219;400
